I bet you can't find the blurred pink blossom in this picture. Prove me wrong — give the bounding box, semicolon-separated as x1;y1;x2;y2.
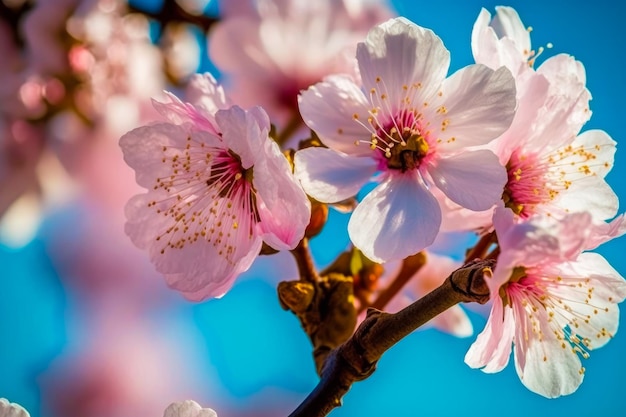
209;0;393;127
164;400;218;417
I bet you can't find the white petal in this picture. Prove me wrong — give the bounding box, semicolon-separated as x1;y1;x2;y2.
357;17;449;106
491;6;531;56
553;176;618;222
298;75;373;156
515;324;583;398
465;297;513;372
294;147;378;203
348;172;441;262
550;129;616;182
471;8;527;75
428;65;517;151
429;150;507;211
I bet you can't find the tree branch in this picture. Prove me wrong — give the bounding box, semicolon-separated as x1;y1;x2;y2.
362;251;427;313
289;258;493;417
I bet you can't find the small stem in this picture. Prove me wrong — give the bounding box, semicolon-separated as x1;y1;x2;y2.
360;251;426;314
276;112;304;146
289;259;493;417
464;230;496;263
290;238;319;283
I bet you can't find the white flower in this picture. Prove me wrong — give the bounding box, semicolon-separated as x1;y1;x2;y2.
295;17;515;262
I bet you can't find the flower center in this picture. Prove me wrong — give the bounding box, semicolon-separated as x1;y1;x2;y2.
354;108;432;173
502;151;552;218
383;126;429;172
149;137;258;263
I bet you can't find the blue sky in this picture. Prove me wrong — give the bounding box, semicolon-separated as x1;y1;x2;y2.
2;1;626;416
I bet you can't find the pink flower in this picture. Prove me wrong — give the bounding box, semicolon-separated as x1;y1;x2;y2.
209;0;393;126
465;208;626;397
444;7;617;231
0;399;30;417
294;17;516;262
164;401;217;417
120;74;310;301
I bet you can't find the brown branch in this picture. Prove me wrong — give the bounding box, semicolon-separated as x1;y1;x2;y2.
464;230;496;263
290;238;319;283
362;251;427;313
289;259;493;417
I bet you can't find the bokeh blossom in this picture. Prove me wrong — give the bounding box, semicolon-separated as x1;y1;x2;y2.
295;17;516;262
465;208;626;397
209;0;393;127
120;74;310;301
0;399;30;417
164;400;218;417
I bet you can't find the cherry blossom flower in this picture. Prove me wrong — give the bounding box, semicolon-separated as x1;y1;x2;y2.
209;0;393;126
120;74;310;301
0;399;30;417
465;208;626;398
441;7;617;231
295;17;516;262
164;400;217;417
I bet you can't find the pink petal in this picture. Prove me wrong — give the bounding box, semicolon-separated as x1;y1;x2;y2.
523;54;591;154
120;124;222;189
494;209;593;266
493;73;550;164
427;65;516;151
348;172;441;262
215;106;268;169
357;17;449;107
151;93;219;135
465;297;513;372
124;192;263;301
429;149;507;211
254;137;311;250
294;147;378;203
298;75;373;156
586;214;626;251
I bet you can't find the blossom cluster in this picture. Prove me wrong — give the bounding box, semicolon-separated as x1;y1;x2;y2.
116;0;626;410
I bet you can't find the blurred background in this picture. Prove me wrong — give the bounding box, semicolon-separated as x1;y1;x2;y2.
1;0;625;416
